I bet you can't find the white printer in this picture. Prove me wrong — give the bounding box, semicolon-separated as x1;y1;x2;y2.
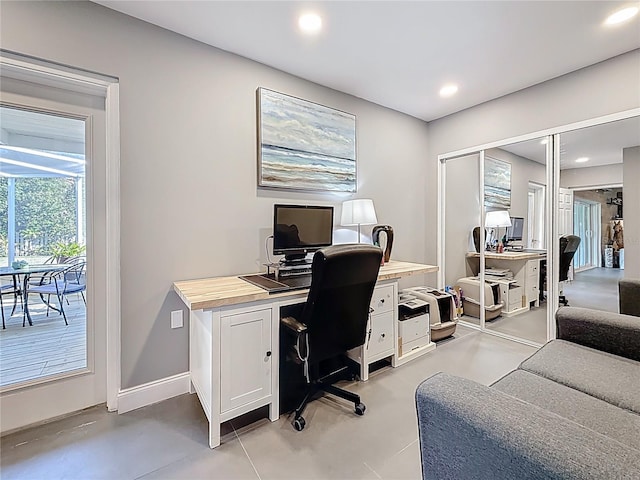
397;292;430;356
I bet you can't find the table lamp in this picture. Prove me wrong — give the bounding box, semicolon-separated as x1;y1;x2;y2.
485;210;511;250
341;199;378;243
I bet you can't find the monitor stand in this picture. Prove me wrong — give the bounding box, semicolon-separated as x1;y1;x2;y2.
281;253;311;266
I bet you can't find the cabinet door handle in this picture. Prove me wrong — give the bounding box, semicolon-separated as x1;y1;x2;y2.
266;351;272;357
381;333;386;338
380;298;385;304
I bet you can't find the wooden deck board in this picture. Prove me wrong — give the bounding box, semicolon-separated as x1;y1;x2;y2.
0;298;87;387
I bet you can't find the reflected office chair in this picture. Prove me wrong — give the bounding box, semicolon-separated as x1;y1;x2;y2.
559;235;581;306
280;244;382;431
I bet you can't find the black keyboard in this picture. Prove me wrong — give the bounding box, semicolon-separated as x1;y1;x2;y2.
279;275;312;289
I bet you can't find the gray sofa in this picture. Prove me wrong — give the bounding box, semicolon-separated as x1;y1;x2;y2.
415;307;640;479
619;278;640;317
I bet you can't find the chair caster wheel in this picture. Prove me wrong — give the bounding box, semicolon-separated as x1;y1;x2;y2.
293;417;306;431
355;403;366;416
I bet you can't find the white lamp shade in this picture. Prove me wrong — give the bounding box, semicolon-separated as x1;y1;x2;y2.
485;210;512;228
341;199;378;226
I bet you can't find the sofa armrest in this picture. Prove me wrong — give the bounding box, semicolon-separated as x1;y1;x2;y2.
556;307;640;361
619;279;640;317
415;373;640;479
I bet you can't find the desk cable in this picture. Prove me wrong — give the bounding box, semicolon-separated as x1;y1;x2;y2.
365;308;373;350
265;235;274;264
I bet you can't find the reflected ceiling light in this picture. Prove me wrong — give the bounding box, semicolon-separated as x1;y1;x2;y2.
605;6;639;25
439;84;458;97
299;13;322;33
575;157;589;163
540;138;549;145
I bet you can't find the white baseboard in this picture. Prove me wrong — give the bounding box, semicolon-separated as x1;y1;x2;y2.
117;372;190;414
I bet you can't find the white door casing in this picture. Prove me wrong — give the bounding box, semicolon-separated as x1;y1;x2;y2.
0;55;120;432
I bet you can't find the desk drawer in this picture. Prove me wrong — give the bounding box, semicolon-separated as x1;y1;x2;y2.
527;260;539;275
367;311;394;358
508;286;523;309
370;284;393;315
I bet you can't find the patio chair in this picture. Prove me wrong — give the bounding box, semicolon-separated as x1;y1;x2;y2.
28;255;83;288
28;261;86;325
1;276;21;329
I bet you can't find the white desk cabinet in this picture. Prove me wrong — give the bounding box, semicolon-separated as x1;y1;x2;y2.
174;260;438;448
220;307;272;414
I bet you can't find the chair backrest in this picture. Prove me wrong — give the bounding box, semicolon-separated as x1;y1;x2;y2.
300;244;382;364
559;235;581;282
50;260;86;287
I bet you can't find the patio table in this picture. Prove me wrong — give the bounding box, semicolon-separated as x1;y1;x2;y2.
0;264;67;326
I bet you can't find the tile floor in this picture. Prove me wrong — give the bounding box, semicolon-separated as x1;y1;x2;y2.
1;326;537;480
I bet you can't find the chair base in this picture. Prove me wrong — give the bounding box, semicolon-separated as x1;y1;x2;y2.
291;364;365;431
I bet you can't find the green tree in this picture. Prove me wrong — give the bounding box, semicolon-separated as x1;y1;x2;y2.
0;177;79;256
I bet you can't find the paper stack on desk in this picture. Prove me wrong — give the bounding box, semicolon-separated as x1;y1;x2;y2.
485;268;513;280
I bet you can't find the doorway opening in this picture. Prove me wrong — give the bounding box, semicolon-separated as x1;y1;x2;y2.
0;106;88;388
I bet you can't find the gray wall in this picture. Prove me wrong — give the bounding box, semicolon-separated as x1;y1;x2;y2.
623;146;640;278
428;50;640;276
0;1;431;389
561;164;623;188
443;154;480;286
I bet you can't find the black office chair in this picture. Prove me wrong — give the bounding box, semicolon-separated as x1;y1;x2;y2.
280;244;382;431
559;235;581;306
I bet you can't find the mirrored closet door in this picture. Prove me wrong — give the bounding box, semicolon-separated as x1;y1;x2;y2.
555;116;639;314
482;138;549;345
441;153;482;328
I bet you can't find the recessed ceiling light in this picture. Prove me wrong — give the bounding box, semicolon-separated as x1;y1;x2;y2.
299;13;322;34
575;157;589;163
439;84;458;98
605;6;639;25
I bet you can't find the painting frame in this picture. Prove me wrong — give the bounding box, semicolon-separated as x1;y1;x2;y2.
257;88;357;193
484;156;511;209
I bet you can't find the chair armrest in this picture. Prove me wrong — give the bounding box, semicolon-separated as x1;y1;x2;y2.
415;373;640;479
556;307;640;361
281;316;307;334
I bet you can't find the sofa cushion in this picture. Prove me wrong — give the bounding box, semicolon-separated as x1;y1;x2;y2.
520;340;640;414
416;373;640;479
493;369;640;449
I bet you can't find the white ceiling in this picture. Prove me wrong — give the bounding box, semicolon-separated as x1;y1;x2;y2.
499;116;640;169
93;0;640;122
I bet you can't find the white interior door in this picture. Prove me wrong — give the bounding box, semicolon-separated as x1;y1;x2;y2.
0;73;108;432
558;188;574;236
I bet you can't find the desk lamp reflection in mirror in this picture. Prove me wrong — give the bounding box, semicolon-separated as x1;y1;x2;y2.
474;210;511;252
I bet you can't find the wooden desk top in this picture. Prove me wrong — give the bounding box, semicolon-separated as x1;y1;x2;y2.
466;251;546;261
173;260;438;311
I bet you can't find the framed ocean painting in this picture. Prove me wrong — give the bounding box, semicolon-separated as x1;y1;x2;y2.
484;156;511;208
257;88;357;192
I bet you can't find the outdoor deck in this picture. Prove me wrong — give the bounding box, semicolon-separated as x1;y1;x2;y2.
0;296;86;387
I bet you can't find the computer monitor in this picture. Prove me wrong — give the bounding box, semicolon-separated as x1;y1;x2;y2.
273;204;334;263
506;216;524;242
